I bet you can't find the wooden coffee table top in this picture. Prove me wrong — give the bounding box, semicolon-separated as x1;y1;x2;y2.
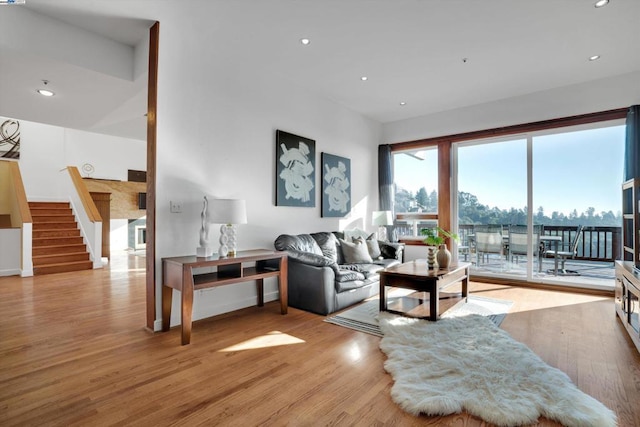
381;260;471;279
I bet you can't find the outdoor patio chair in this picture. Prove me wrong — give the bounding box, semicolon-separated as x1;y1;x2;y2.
544;225;584;275
473;224;504;266
508;224;543;271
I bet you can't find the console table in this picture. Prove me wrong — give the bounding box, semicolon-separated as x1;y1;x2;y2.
615;261;640;353
162;249;288;345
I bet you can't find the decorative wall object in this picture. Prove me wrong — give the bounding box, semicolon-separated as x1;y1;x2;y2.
0;119;20;159
276;130;315;207
321;152;351;217
82;163;95;177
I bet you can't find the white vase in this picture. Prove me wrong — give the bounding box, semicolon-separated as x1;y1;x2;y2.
427;246;437;269
436;244;451;269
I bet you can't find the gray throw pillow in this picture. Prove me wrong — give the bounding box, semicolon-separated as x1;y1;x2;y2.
352;235;382;260
340;238;373;264
366;237;382;259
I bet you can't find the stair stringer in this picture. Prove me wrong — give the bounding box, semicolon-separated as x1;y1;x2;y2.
68;198;103;269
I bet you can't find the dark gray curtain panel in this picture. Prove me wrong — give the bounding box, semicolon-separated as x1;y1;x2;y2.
378;144;393;211
625;105;640;181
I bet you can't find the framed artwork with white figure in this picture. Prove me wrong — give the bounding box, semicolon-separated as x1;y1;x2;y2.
275;130;316;207
321;152;351;217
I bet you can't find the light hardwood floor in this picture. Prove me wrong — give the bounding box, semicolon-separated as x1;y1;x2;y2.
1;253;639;426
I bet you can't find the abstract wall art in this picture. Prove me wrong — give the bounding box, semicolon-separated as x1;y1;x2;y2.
276;130;316;207
0;119;20;159
321;152;351;217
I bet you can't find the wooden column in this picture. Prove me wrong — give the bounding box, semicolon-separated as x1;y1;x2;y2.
438;141;452;249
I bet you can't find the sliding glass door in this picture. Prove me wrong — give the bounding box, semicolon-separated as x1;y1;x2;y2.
531;125;625;287
453;122;624;289
455;138;528;278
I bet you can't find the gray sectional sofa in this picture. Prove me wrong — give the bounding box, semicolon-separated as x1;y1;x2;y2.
274;230;404;315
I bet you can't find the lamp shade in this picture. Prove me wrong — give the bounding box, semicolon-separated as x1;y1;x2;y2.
372;210;393;226
209;199;247;225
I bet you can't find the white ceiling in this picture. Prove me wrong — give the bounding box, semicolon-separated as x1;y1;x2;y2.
1;0;639;141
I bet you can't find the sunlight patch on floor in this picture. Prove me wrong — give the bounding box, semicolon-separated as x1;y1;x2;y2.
506;294;611;314
218;331;305;352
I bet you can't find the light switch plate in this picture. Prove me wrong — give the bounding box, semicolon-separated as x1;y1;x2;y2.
170;201;182;213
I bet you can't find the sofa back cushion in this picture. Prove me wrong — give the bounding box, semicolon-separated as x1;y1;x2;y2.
310;232;339;262
274;233;323;256
332;232;346;264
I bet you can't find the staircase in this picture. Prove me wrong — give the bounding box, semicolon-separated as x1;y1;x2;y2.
30;202;93;275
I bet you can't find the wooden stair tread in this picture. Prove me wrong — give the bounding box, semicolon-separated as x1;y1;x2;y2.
33;260;93;275
33;251;90;258
31;216;75;220
33;239;84;247
34;243;86;249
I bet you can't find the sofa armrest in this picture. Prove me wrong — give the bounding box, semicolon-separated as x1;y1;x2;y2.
287;260;338;315
379;241;405;262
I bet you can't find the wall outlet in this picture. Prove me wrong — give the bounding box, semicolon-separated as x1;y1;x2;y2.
170;201;182;213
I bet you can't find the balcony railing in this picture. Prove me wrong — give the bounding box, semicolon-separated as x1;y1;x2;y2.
397;223;621;263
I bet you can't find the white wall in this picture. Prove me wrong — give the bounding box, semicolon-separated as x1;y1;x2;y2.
154;16;382;328
0;116;146;251
382;71;640;144
0;229;20;276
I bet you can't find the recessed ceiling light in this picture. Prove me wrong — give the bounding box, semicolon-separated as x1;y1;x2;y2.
360;76;368;81
37;80;55;97
399;102;407;106
589;54;601;61
300;38;310;45
594;0;609;8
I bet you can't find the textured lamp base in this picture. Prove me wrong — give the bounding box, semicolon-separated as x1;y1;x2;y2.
378;226;388;242
218;224;230;257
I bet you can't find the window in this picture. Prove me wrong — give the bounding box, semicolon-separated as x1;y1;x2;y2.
393;147;438;239
389;109;627;291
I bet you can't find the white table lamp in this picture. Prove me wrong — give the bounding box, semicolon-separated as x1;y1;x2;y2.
372;210;393;241
210;199;247;257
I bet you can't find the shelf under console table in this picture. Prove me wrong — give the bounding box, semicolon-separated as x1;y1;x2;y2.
615;261;640;353
162;249;288;345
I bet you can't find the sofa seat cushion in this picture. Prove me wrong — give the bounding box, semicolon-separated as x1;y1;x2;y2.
374;258;402;269
355;263;385;278
335;269;365;282
334;275;378;292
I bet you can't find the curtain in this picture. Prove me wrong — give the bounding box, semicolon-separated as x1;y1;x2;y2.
624;105;640;181
378;144;393;211
378;144;396;241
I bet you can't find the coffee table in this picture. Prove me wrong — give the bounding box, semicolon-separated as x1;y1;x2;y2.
379;261;471;321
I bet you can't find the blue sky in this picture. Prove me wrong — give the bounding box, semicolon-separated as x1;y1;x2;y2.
394;124;626;216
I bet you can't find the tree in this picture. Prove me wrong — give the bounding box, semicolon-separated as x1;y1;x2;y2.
428;190;438;212
416;187;428;210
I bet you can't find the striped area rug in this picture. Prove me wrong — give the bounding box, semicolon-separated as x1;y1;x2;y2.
324;295;512;337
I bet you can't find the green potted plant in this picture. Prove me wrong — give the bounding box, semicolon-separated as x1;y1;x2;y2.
420;226;459;246
420;226;460;268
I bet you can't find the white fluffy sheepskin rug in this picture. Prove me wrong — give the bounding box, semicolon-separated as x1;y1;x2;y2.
378;313;617;427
